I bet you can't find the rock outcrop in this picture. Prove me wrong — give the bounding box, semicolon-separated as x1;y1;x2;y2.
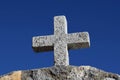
0;65;119;80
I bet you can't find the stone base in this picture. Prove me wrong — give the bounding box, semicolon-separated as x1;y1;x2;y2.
0;65;120;80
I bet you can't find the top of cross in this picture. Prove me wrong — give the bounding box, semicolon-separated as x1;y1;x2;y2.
32;15;90;66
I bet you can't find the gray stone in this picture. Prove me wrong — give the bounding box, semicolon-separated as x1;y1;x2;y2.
21;66;120;80
32;16;90;66
1;65;119;80
104;78;115;80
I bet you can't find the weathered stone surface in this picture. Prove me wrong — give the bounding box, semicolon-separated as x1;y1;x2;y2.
0;66;119;80
32;16;90;66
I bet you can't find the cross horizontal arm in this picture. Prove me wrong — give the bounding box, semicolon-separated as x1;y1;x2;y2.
32;35;54;52
67;32;90;49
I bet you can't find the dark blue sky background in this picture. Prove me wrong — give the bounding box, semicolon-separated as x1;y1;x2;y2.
0;0;120;75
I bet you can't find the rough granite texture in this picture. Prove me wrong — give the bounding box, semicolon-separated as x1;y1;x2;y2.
0;66;119;80
32;16;90;66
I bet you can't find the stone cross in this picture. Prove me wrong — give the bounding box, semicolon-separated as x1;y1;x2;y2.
32;15;90;66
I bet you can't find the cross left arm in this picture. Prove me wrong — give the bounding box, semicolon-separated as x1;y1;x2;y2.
32;35;54;52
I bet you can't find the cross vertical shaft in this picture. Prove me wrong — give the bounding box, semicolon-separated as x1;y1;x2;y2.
54;16;69;66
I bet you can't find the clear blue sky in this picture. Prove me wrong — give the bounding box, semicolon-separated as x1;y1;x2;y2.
0;0;120;75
